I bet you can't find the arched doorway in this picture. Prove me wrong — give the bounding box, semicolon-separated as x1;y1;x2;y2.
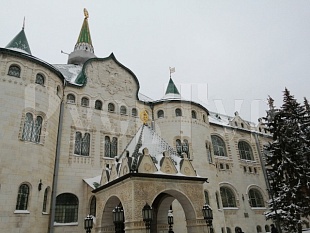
101;196;125;233
151;190;198;233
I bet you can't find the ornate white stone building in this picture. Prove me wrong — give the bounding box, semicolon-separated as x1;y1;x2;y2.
0;9;273;233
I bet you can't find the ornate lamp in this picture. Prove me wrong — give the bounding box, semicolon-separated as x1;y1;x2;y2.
202;204;213;232
142;203;153;231
168;209;174;233
113;206;124;233
84;215;93;233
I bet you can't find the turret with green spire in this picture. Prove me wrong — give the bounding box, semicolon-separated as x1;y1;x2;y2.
161;77;181;100
6;19;32;54
68;8;96;65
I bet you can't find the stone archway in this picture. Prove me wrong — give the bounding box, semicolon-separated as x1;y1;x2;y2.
100;196;124;233
152;190;197;233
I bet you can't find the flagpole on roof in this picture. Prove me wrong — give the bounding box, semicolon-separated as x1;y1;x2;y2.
169;67;175;78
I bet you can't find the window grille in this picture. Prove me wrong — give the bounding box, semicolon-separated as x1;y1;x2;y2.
22;113;43;143
249;189;264;207
238;141;254;160
35;73;44;85
105;136;118;158
74;132;90;156
55;193;78;223
8;65;21;77
16;184;29;210
211;135;227;157
220;187;236;207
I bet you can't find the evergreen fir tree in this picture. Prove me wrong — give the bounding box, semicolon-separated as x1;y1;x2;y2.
264;89;310;233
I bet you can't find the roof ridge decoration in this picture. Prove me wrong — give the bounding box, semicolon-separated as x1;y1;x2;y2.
5;19;32;54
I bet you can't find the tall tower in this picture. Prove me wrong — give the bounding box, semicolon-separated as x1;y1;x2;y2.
68;8;96;65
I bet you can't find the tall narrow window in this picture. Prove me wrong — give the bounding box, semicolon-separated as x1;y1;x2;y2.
81;97;89;107
55;193;78;223
104;136;118;158
191;110;197;119
67;94;75;104
157;110;164;118
238;141;254;160
74;132;90;156
220;187;236;207
256;225;262;233
182;139;190;158
16;184;30;210
249;189;264;207
227;227;232;233
35;73;45;85
90;196;96;217
42;187;49;212
8;65;21;77
95;100;102;110
211;135;227;157
216;192;221;209
176;139;182;156
175;108;182;117
81;133;90;156
120;106;127;115
22;113;43;143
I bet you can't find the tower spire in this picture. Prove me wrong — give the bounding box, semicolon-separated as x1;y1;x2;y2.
67;8;96;65
5;17;32;54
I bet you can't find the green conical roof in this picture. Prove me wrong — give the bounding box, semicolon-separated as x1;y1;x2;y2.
76;17;93;46
165;78;180;95
6;28;32;54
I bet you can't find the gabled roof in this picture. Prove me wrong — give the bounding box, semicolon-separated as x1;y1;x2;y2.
6;28;32;54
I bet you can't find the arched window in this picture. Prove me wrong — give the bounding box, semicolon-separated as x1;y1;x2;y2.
35;73;45;85
120;106;127;115
157;110;164;118
16;184;30;210
191;110;197;119
132;108;138;117
42;187;50;213
8;65;21;77
90;196;96;217
203;114;206;123
67;94;75;103
176;139;182;155
95;100;102;110
256;225;262;233
22;113;43;143
227;227;232;233
108;103;115;112
249;189;264;207
55;193;78;223
265;225;270;232
105;136;118;158
175;108;182;117
211;135;227;157
238;141;254;160
57;85;61;97
241;123;244;128
220;187;236;207
204;191;210;205
182;139;190;158
74;132;90;156
81;97;89;107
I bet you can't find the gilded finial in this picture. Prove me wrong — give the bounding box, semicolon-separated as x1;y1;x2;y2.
140;110;149;125
84;8;89;19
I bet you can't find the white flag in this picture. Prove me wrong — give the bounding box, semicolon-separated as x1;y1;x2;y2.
169;67;175;73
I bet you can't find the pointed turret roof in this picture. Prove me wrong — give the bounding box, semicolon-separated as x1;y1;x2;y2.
165;78;180;95
68;8;96;65
6;25;32;54
161;78;182;100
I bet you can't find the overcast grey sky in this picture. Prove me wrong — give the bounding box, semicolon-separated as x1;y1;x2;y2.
1;0;310;122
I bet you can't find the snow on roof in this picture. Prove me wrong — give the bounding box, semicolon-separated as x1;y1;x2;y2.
138;92;154;102
119;124;183;173
83;175;101;189
53;64;83;86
